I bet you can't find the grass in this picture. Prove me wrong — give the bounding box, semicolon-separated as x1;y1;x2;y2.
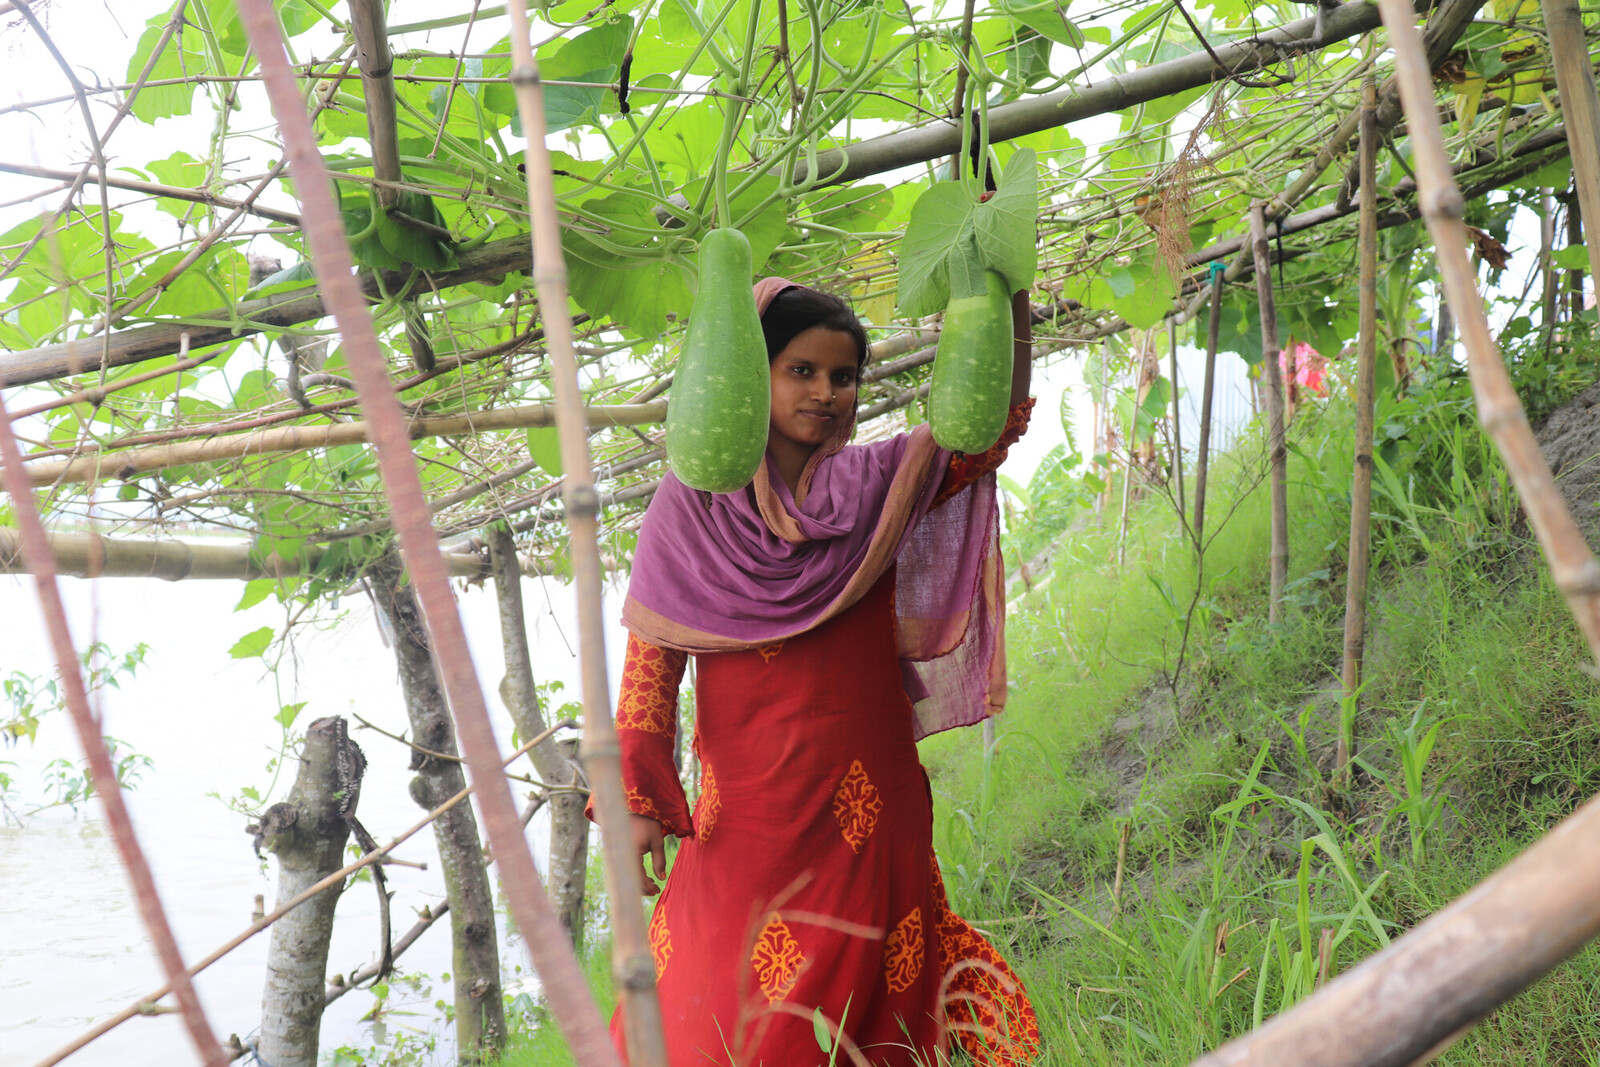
490;359;1600;1065
918;379;1600;1065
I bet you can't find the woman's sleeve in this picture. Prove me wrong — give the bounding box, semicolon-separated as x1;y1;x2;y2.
584;633;695;838
931;396;1036;508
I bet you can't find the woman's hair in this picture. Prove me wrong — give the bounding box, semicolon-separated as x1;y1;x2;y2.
760;287;869;367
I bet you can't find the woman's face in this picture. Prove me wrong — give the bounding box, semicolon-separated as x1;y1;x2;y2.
768;326;861;456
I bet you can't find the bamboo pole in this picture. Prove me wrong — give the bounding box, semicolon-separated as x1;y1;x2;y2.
0;159;303;224
1540;0;1600;290
0;527;499;580
1193;265;1222;548
1377;0;1600;660
1187;786;1600;1066
233;6;621;1067
1566;188;1587;318
1250;203;1289;624
1337;78;1380;785
0;233;544;387
1542;188;1560;328
503;0;668;1062
792;0;1390;188
346;0;402;207
1169;317;1185;527
20;400;667;488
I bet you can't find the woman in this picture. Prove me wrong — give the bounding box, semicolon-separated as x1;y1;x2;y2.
607;275;1040;1066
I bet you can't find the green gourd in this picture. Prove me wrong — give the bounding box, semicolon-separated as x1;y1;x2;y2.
665;228;771;493
928;269;1013;454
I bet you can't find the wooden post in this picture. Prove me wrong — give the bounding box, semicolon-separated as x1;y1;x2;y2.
1117;451;1133;567
1542;188;1560;328
502;1;670;1064
1250;203;1290;624
1566;190;1586;318
1337;78;1380;785
1541;0;1600;291
1193;265;1223;549
1169;317;1185;527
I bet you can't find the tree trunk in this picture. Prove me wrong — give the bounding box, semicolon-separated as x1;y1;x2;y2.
486;524;589;946
256;716;363;1067
369;548;506;1061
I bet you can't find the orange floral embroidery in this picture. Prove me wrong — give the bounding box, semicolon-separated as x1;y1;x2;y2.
750;913;805;1004
883;907;925;994
615;635;685;736
930;849;1042;1066
626;786;664;823
832;760;883;853
756;641;785;662
696;761;722;842
649;903;672;977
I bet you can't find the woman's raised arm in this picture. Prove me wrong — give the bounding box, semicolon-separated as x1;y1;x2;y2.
1010;288;1033;407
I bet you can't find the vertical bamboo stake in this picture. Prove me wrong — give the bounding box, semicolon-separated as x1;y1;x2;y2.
1338;78;1380;786
1169;317;1185;527
1541;189;1559;328
1117;441;1134;567
0;396;227;1067
1193;265;1223;549
502;3;669;1064
1566;191;1586;318
1376;0;1600;661
1251;203;1289;624
231;4;622;1065
1540;0;1600;289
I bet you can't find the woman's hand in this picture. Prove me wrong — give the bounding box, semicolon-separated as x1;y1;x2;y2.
632;813;667;896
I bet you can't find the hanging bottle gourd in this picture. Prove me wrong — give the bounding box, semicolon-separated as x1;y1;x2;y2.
928;268;1013;454
665;228;771;493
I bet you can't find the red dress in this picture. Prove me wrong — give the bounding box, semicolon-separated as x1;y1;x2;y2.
610;403;1040;1066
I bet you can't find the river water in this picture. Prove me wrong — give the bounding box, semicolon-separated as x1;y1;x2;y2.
0;569;621;1066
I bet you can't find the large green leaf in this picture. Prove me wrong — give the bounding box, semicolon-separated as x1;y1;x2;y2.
974;149;1039;293
485;17;632;132
125;17;201;124
997;0;1086;47
899;150;1039;318
897;183;978;318
562;194;695;337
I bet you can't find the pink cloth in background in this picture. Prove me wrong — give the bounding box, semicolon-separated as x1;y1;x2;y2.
1279;341;1329;394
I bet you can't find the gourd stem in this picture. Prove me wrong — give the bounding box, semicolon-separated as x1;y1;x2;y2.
738;0;764;94
957;74;976;198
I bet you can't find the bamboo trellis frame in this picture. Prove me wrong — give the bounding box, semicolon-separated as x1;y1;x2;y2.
9;0;1600;1061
